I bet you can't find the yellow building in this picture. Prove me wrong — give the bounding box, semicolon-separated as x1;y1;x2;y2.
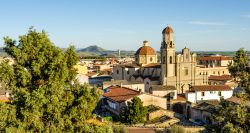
74;64;88;75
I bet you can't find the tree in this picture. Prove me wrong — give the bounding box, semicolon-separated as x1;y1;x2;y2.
0;28;105;132
121;97;147;124
228;48;250;97
207;48;250;132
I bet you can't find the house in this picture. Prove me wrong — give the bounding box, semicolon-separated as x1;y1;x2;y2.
102;86;167;115
186;85;233;103
188;101;219;124
102;80;145;92
226;96;250;106
149;85;177;99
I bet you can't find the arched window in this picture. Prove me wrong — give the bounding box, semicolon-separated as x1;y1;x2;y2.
170;56;173;64
150;57;153;62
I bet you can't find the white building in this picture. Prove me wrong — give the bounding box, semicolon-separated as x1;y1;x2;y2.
186;85;233;103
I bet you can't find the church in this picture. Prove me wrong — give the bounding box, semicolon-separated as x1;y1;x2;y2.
112;26;207;94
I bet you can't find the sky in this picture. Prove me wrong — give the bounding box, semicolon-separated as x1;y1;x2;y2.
0;0;250;51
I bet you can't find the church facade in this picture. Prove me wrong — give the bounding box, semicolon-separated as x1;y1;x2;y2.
112;26;208;94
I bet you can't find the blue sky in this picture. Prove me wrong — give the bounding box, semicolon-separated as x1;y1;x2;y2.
0;0;250;51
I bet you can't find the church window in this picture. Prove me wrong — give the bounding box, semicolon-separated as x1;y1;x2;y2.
170;56;173;64
184;68;188;75
170;41;172;48
186;53;189;60
150;57;153;62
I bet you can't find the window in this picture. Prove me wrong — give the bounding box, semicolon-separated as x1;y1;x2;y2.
170;56;172;64
150;57;153;62
222;71;225;74
116;70;119;74
163;56;165;64
210;91;216;94
218;91;222;96
184;68;188;75
127;70;130;75
201;92;205;96
200;72;202;75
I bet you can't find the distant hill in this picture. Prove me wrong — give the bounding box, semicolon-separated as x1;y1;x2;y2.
77;45;135;57
78;45;107;53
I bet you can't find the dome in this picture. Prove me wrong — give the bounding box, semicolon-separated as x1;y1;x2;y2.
162;26;174;34
135;45;156;55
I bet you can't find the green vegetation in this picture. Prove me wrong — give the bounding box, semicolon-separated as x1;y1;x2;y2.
120;97;148;124
0;28;115;132
207;48;250;132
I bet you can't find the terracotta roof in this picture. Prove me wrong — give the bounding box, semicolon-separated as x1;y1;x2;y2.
151;85;176;91
209;75;233;81
226;96;250;106
0;96;11;102
176;94;186;101
190;85;232;92
135;46;156;55
162;26;174;34
102;86;140;102
199;56;233;61
117;64;141;68
142;63;161;68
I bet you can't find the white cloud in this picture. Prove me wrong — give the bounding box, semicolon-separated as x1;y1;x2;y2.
240;15;250;18
189;21;231;26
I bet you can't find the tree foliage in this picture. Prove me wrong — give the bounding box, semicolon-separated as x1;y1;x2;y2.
207;48;250;132
120;97;147;124
228;48;250;97
0;28;106;132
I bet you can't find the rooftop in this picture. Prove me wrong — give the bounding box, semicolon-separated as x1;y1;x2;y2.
209;75;233;81
102;86;140;103
151;85;176;91
226;96;250;106
135;46;156;56
199;56;233;61
190;85;232;92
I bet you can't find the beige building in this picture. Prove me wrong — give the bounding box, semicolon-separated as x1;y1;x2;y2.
112;26;208;94
135;40;158;65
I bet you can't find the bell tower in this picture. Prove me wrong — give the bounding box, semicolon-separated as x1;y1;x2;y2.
161;26;176;85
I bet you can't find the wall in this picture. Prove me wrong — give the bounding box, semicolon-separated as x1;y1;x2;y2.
151;90;177;99
196;67;230;76
186;90;233;103
136;93;167;109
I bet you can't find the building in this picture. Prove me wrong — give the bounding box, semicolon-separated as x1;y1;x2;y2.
186;85;233;103
135;40;158;65
102;86;167;115
102;80;145;92
112;26;207;94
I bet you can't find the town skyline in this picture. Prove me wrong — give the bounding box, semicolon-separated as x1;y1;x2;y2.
0;0;250;51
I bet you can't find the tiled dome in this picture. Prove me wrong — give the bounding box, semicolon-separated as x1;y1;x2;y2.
135;46;156;55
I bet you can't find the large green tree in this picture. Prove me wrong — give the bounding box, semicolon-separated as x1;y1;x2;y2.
207;48;250;132
0;28;106;132
121;97;147;124
228;48;250;97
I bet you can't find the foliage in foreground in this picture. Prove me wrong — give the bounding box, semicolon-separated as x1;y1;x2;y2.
120;97;148;124
0;28;109;132
206;48;250;132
